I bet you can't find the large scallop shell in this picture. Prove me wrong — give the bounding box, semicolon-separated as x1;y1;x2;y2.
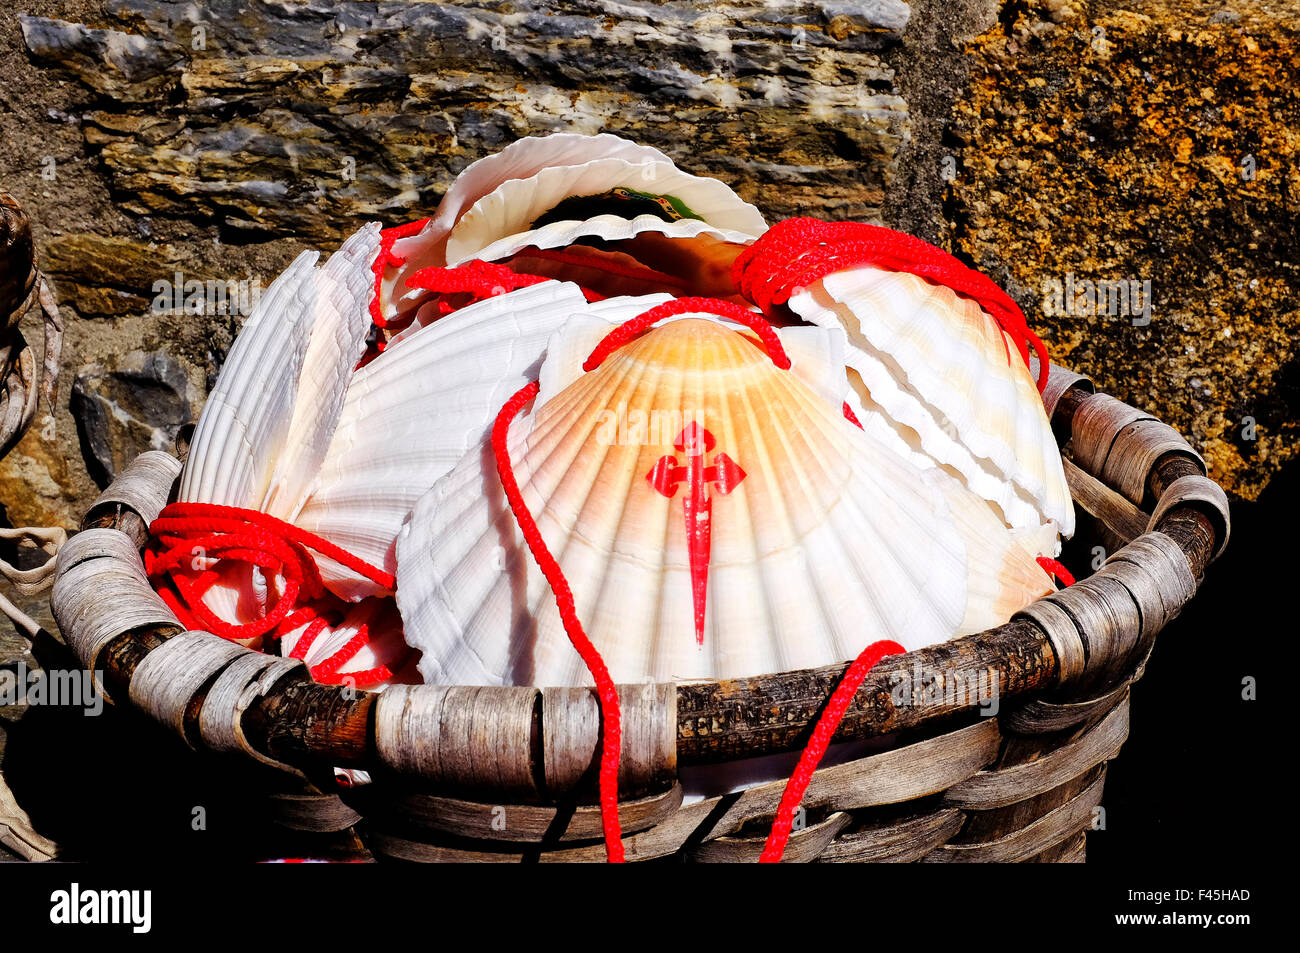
422;132;671;258
395;315;1053;687
163;225;411;686
180;223;381;517
379;133;766;324
294;282;675;601
444;157;765;266
787;267;1074;543
174;224;381;633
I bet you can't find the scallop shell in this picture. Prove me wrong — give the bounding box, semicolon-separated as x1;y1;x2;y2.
180;223;381;517
173;224;381;633
179;250;316;510
429;133;671;252
381;133;671;322
787;266;1074;542
395;315;1053;687
294;282;676;601
379;133;765;324
444;156;765;266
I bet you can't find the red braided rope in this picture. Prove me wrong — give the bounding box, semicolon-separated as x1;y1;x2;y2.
370;218;430;329
583;296;791;372
147;503;397;688
491;381;625;862
759;638;905;863
1036;555;1076;587
731;218;1050;392
407;259;550;299
288;616;331;660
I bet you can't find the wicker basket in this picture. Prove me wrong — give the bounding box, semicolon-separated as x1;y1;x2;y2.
48;360;1230;862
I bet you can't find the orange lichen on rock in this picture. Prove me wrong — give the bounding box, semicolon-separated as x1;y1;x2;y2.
952;0;1299;500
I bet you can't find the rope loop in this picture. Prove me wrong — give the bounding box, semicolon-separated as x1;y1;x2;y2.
583;296;791;372
731;218;1050;392
147;502;397;689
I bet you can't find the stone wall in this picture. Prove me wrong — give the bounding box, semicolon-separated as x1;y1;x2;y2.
1;0;1296;539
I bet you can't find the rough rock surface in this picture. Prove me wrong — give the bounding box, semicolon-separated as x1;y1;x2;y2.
0;0;1295;534
21;0;913;239
70;349;196;487
952;0;1299;500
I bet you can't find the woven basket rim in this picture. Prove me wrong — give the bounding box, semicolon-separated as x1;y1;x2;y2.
50;361;1228;796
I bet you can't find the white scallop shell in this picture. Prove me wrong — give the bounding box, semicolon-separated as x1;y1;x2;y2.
787;267;1074;543
180;223;381;517
444;156;765;266
381;133;659;325
293;283;677;601
179;249;317;509
269;225;384;521
395;315;1053;687
174;225;381;631
431;133;671;248
378;132;765;324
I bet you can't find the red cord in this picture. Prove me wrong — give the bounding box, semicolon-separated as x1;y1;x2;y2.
492;381;626;862
583;297;791;372
731;218;1050;392
407;259;550;300
370;218;430;329
147;502;397;688
1036;555;1076;587
758;639;905;863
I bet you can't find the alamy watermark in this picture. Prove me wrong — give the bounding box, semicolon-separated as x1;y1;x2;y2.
1041;272;1152;327
0;662;104;716
50;883;151;933
594;403;707;447
152;271;263;317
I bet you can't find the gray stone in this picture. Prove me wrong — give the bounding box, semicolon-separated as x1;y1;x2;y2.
70;351;195;488
18;16;184;102
817;1;912;33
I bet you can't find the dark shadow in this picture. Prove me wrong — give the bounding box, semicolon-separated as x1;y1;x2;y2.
0;695;352;862
1085;454;1289;866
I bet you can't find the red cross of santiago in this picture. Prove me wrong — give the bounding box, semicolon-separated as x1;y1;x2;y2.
646;422;746;646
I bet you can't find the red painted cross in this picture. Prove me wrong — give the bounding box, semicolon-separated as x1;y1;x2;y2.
647;422;746;646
